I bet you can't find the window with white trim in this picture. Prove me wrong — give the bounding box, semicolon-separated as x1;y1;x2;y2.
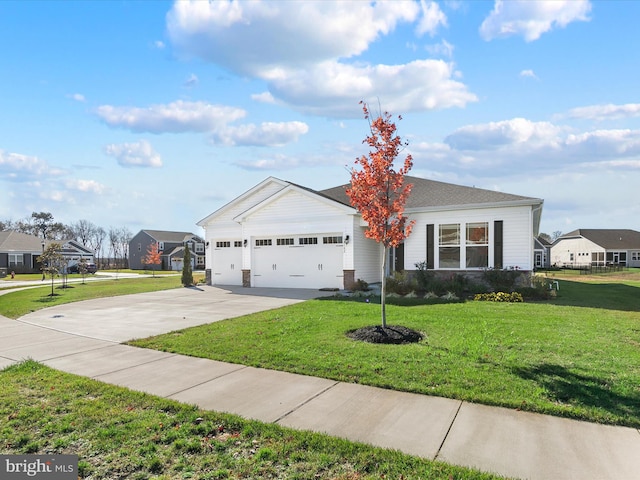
466;222;488;268
439;224;460;268
8;254;24;267
277;238;294;246
255;239;272;246
195;243;204;252
234;241;243;247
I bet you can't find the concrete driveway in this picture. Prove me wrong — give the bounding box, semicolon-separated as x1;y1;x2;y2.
14;285;332;342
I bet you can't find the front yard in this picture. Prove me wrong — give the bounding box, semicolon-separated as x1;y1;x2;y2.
131;273;640;428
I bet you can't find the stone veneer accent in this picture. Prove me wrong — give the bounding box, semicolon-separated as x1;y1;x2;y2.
205;269;212;286
343;270;355;291
242;269;251;288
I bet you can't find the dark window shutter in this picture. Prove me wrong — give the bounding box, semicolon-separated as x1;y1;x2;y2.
426;224;434;269
494;221;503;269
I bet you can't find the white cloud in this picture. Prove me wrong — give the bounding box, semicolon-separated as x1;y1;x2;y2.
65;179;108;195
167;0;419;75
210;121;309;147
95;100;246;133
565;103;640;121
519;69;538;80
103;140;163;168
416;0;447;36
68;93;86;102
0;150;64;181
565;129;640;157
480;0;591;42
444;118;565;151
251;91;276;104
154;40;165;49
425;39;454;58
183;73;199;87
165;0;475;117
268;59;477;118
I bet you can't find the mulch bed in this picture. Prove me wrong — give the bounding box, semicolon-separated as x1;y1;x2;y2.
347;325;423;344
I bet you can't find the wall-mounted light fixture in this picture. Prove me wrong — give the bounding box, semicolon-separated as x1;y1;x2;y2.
345;235;350;245
243;239;248;247
206;241;210;247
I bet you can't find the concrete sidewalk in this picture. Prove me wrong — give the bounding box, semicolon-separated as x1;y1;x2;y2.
1;286;639;479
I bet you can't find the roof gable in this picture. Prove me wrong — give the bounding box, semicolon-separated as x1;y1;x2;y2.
197;177;289;226
234;183;356;222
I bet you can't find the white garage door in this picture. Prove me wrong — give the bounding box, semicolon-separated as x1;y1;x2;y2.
212;240;243;285
252;234;344;289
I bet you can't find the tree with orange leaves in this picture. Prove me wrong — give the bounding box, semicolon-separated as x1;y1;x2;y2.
142;242;162;276
347;102;415;328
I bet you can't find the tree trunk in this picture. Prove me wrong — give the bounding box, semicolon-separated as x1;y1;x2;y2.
381;244;387;328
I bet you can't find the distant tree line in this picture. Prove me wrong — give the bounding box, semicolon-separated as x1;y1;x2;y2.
1;212;132;269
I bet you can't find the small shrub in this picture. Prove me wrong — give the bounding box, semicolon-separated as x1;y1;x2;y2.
482;268;520;292
474;292;523;303
414;261;434;292
385;271;416;296
352;278;369;292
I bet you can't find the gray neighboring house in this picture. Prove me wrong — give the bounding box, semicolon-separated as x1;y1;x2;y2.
550;229;640;268
129;230;205;271
534;235;552;269
0;231;94;274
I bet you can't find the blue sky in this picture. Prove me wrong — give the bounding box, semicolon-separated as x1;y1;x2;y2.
1;0;639;237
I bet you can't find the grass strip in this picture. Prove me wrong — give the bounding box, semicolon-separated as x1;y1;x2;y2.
0;276;193;319
0;361;500;480
130;278;640;428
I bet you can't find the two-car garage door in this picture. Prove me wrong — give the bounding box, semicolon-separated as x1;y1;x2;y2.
211;234;345;289
253;234;344;289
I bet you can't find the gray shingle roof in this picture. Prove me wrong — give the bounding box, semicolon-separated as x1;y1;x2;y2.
560;229;640;250
0;231;46;252
142;230;201;243
319;175;541;210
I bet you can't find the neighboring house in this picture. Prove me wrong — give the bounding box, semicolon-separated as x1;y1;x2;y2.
128;230;205;271
550;229;640;268
534;235;552;269
197;176;544;290
0;231;94;274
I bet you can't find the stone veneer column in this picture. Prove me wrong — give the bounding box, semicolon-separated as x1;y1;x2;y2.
343;270;355;291
242;269;251;288
205;269;212;286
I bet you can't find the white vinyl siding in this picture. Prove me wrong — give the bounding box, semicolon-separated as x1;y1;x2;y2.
405;205;535;271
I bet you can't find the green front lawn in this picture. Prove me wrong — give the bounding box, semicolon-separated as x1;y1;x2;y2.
131;277;640;428
0;361;498;480
0;277;191;319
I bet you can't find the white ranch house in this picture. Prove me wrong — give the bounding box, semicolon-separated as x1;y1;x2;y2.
550;229;640;268
197;176;544;290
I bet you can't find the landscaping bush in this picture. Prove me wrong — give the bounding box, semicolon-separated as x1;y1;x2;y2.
474;292;523;303
517;276;553;300
482;268;521;292
385;271;416;296
351;278;369;292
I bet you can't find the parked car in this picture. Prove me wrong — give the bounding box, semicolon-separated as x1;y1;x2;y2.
67;263;98;274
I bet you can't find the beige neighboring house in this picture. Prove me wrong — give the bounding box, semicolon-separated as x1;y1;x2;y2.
550;229;640;268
